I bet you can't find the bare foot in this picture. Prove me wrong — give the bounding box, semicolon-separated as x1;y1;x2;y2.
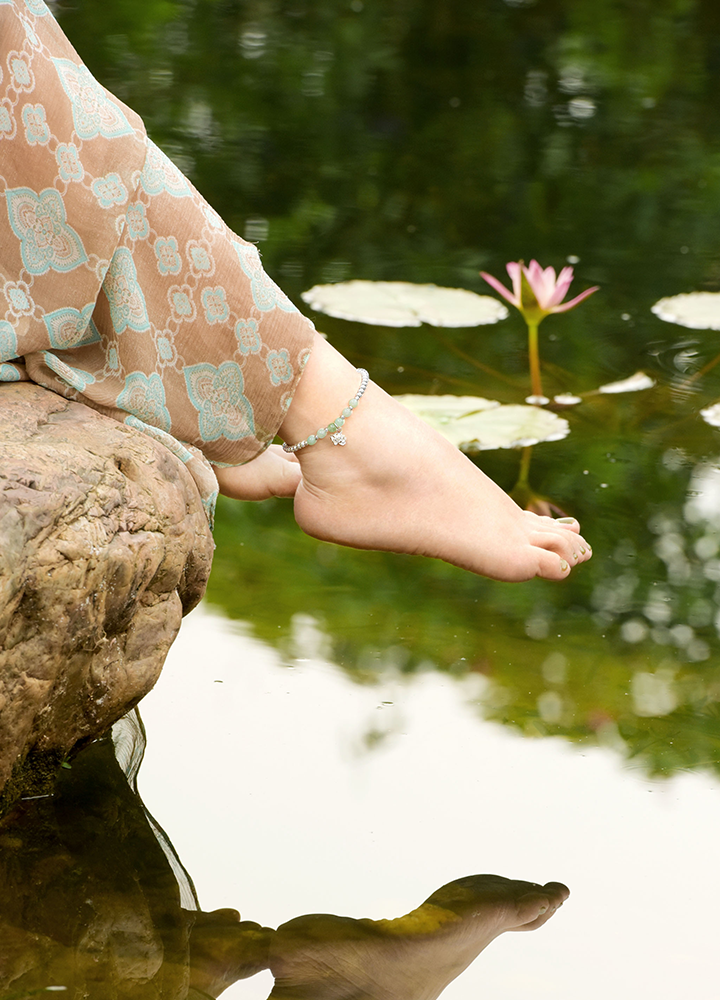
267;874;569;1000
280;335;591;582
213;445;301;501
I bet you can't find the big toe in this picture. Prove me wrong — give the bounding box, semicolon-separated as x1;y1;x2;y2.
512;882;569;931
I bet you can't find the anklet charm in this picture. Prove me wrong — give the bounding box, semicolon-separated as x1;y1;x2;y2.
283;369;369;453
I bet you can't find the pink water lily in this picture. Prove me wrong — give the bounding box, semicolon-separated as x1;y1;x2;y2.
480;260;599;325
480;260;599;399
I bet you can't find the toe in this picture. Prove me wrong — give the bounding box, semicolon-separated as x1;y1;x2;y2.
512;882;569;932
555;516;581;531
532;526;591;562
572;535;592;563
533;547;573;581
524;512;592;563
549;515;581;534
194;908;242;925
513;890;553;926
544;881;571;903
525;512;580;534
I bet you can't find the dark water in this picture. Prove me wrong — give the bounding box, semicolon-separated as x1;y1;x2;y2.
3;0;720;997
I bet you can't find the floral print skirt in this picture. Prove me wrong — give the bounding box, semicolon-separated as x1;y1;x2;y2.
0;0;316;519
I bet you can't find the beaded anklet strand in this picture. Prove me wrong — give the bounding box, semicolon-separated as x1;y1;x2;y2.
282;368;370;453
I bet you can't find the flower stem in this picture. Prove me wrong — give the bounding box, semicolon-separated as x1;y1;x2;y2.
518;444;533;487
527;321;543;398
509;446;534;509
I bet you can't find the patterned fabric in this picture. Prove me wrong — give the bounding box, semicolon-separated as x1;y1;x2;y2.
0;0;315;520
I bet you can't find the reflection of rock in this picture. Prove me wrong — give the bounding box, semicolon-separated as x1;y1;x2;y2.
0;734;193;1000
0;383;214;808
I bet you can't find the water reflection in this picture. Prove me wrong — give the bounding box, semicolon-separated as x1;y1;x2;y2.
137;607;720;1000
0;716;567;1000
0;722;201;1000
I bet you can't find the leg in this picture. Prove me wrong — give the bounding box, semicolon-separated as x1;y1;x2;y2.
272;334;591;582
267;874;569;1000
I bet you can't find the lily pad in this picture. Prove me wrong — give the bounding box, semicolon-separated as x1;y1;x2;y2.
597;371;656;394
651;292;720;330
393;394;499;423
700;402;720;428
301;280;509;328
396;394;570;450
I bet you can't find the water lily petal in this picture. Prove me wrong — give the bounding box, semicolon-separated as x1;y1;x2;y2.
301;281;509;327
550;284;600;313
480;270;520;308
540;266;560;308
546;266;575;307
523;260;544;304
505;261;523;302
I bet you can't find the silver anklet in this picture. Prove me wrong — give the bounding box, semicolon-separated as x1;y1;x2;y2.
282;368;369;453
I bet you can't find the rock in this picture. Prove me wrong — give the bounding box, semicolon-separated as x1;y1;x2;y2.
0;383;214;810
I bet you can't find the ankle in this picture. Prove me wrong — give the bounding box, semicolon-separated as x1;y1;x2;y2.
279;333;363;448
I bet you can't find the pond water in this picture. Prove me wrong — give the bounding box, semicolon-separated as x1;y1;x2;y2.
138;605;720;999
6;0;720;996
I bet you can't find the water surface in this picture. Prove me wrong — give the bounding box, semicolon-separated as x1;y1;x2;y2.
15;0;720;995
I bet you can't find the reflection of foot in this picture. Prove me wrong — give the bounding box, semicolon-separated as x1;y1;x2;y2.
267;874;569;1000
282;335;591;582
188;908;273;998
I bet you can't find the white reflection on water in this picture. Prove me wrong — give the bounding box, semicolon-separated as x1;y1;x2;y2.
139;604;719;1000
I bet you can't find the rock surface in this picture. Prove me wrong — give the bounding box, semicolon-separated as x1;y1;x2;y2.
0;382;214;809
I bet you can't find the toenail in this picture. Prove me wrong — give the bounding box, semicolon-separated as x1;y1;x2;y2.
580;546;586;554
572;551;578;561
560;559;569;572
557;517;575;524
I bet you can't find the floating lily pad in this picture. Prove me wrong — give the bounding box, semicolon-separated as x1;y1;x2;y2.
396;395;570;450
700;402;720;428
393;394;499;423
301;281;509;327
651;292;720;330
598;371;656;394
